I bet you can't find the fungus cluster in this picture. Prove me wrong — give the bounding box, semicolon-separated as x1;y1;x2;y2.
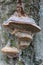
1;0;41;60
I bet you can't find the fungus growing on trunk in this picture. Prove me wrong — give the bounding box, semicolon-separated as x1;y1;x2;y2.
2;0;41;58
1;47;19;58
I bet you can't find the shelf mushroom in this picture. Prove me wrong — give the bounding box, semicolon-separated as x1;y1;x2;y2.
2;2;41;49
14;31;33;49
1;46;19;58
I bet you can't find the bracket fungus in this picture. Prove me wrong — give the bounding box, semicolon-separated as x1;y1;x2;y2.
2;0;41;49
1;46;19;58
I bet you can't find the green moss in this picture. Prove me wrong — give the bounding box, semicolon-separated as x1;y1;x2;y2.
3;32;8;44
18;61;23;65
10;39;17;48
4;56;9;64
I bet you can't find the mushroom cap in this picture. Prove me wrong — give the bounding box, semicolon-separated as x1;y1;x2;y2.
19;43;30;49
15;31;33;41
1;47;19;54
3;13;41;33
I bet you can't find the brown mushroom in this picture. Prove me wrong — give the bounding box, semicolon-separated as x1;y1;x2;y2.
1;47;19;58
3;2;41;33
11;30;33;49
3;15;41;33
19;43;30;49
15;31;33;41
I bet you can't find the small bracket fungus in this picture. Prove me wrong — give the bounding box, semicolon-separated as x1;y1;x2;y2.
1;47;19;58
19;41;31;49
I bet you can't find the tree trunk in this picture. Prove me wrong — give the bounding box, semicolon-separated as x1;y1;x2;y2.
0;0;43;65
